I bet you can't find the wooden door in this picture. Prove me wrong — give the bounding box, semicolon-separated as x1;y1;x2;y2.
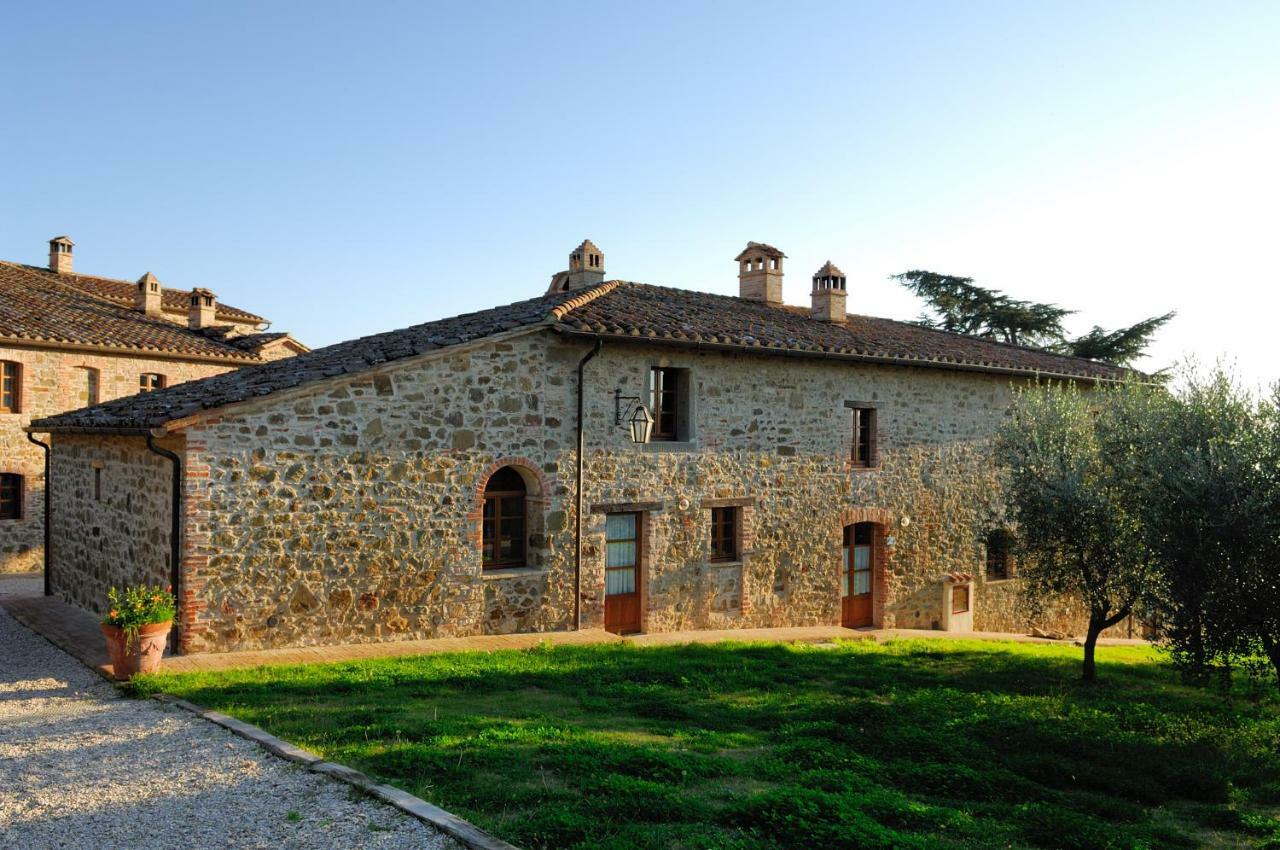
841;523;874;627
604;513;642;634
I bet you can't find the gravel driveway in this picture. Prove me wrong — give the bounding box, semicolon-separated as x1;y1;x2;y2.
0;598;461;850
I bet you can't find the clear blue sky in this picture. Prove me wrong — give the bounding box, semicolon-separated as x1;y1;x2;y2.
3;2;1277;385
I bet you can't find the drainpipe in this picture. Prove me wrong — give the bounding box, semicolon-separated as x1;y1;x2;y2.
25;433;51;597
145;434;183;655
574;338;603;631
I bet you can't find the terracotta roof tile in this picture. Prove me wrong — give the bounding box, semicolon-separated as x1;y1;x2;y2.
14;263;265;324
30;284;599;433
31;279;1127;433
0;262;260;361
556;284;1128;381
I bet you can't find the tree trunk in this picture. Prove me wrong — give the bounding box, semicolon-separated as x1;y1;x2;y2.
1262;633;1280;688
1082;605;1133;683
1082;618;1104;682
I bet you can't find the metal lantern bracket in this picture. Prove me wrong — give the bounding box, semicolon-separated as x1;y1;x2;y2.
614;388;641;425
613;388;654;444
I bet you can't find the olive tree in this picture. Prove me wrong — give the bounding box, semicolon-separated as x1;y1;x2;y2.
1141;370;1280;686
997;380;1161;682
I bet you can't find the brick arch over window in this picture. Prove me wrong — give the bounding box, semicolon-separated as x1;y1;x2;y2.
471;457;549;506
836;506;897;628
837;507;896;529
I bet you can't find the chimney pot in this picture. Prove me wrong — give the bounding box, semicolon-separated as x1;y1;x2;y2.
810;261;848;323
188;287;218;329
735;241;785;304
48;235;74;274
135;272;164;317
547;239;605;293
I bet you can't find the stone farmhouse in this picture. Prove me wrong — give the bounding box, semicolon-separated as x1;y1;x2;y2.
30;240;1126;654
1;236;306;574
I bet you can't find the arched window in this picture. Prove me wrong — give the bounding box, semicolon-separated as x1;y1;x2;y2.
482;466;526;568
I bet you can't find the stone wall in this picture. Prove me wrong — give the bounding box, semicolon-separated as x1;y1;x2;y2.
1;344;234;572
51;328;1115;653
47;434;176;614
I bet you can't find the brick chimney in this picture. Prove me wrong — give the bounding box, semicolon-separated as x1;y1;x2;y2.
188;287;217;329
48;236;74;274
810;261;848;323
735;242;785;304
547;239;605;293
135;272;163;317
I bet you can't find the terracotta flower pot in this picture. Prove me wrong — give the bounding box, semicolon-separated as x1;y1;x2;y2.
101;621;172;681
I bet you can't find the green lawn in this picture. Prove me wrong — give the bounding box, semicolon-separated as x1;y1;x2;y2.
133;639;1280;850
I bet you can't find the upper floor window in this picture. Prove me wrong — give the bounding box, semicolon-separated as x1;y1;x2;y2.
650;367;691;442
139;373;166;393
0;474;21;520
482;466;527;568
1;361;20;413
986;529;1013;580
709;506;740;563
78;367;100;407
850;406;877;468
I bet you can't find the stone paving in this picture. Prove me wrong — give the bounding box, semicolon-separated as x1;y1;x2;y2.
0;578;460;850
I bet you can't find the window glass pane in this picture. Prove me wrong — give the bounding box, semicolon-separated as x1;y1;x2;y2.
606;540;636;568
606;513;636;541
853;571;870;595
606;568;636;595
500;517;524;539
853;546;871;571
0;475;19;520
841;573;849;597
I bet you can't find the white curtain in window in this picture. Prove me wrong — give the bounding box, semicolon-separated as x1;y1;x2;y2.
606;569;636;595
853;546;871;595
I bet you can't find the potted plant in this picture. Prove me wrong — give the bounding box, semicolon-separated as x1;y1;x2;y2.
101;585;176;681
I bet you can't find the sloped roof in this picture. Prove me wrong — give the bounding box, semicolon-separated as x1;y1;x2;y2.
30;283;615;433
14;263;265;325
0;262;261;362
556;284;1127;381
30;280;1128;434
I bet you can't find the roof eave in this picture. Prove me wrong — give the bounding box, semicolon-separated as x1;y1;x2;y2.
551;326;1129;384
0;335;259;365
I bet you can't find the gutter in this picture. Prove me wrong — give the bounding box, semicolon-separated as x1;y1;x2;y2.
145;433;184;656
573;338;603;631
25;433;51;597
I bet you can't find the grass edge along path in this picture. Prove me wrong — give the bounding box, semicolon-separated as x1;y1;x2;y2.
133;638;1280;850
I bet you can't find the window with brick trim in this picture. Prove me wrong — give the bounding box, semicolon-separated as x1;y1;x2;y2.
709;506;740;562
1;361;20;413
985;529;1013;580
0;474;21;520
139;373;166;393
851;407;877;467
482;466;527;568
78;367;100;407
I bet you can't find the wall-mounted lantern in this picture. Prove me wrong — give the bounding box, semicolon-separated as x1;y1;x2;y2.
614;389;654;444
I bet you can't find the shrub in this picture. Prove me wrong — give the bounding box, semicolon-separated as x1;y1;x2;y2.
102;584;175;648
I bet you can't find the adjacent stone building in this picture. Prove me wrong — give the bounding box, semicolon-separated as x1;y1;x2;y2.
32;241;1126;653
1;236;306;572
